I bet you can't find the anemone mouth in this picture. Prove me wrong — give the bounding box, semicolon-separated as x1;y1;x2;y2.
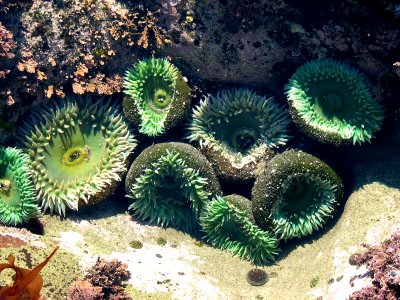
229;127;258;153
62;146;89;167
124;58;182;136
127;149;213;232
187;88;291;169
282;176;316;212
152;88;172;109
285;59;384;145
271;174;338;239
19;96;137;216
0;147;37;226
252;150;343;240
200;196;279;266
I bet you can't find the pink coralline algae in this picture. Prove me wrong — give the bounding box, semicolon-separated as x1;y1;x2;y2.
349;231;400;300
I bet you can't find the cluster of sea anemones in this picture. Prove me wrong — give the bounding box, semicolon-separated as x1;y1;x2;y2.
1;57;385;268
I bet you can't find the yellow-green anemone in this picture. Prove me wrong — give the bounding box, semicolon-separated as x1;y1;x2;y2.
19;95;137;216
123;58;191;136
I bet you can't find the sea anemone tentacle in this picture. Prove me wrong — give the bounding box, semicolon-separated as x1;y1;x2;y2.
19;95;137;216
285;59;384;145
125;142;222;232
123;58;191;136
0;147;38;226
252;150;343;240
186;88;291;182
200;195;280;266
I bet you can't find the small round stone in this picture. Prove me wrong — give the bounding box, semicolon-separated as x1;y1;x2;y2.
246;268;269;286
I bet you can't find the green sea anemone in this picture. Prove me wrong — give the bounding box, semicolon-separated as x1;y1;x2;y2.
285;59;384;145
252;150;343;240
123;58;191;137
0;147;38;226
200;195;279;266
125;142;221;232
19;95;137;216
186;88;291;182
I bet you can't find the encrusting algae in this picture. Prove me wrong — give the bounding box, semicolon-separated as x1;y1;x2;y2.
0;246;58;300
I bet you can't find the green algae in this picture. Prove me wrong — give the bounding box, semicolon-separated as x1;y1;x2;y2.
130;240;144;249
310;276;319;288
156;236;167;246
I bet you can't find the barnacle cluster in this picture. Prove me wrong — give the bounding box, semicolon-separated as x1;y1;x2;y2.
186;88;291;182
123;58;191;136
19;95;137;216
0;147;37;226
125;142;221;231
285;59;384;145
200;195;279;266
252;150;343;240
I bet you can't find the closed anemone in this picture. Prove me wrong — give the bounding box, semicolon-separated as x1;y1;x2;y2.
19;95;137;216
252;150;343;240
200;195;279;266
0;147;37;226
186;88;291;182
125;142;221;232
123;58;191;136
285;59;384;145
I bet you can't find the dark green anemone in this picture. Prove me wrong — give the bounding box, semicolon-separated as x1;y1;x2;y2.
123;58;191;137
186;88;291;182
0;147;38;226
125;142;221;232
19;95;137;216
285;59;384;145
200;195;279;266
252;150;343;240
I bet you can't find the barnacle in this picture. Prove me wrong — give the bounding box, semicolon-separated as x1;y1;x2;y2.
125;142;221;232
186;88;291;182
123;58;191;136
252;150;343;240
0;147;37;226
285;59;384;145
19;95;137;216
200;195;279;266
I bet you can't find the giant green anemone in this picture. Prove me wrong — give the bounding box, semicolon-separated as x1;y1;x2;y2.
123;58;191;137
125;142;222;231
19;95;137;216
200;195;279;266
186;88;291;183
285;59;384;145
0;147;38;226
252;150;343;240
